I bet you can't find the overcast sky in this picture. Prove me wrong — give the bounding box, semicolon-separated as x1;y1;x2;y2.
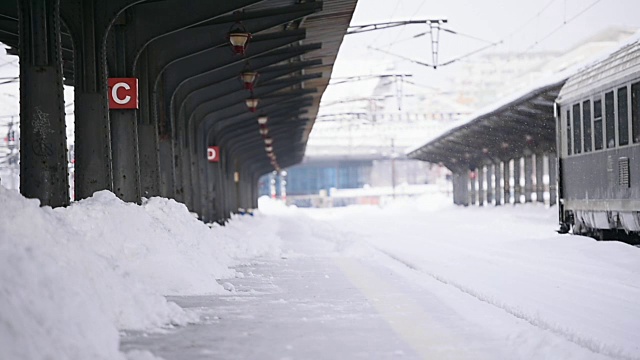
322;0;640;103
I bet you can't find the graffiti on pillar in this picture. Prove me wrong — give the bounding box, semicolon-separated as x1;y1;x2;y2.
32;106;54;157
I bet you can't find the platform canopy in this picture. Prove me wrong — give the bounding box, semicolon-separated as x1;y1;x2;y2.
0;0;357;221
407;77;568;171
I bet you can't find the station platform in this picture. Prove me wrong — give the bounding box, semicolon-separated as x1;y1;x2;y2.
119;217;509;360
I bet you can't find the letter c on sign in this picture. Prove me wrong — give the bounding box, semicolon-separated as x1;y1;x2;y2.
108;78;138;109
112;82;131;105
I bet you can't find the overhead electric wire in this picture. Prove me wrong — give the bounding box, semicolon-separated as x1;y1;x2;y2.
367;45;435;68
440;28;495;44
522;0;604;52
503;0;559;43
0;77;18;85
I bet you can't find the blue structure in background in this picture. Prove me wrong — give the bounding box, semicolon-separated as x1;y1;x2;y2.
260;159;372;197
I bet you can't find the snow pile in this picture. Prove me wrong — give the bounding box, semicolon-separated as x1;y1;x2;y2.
0;187;281;360
217;213;282;261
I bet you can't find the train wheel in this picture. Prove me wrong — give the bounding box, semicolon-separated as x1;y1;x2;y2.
557;223;570;234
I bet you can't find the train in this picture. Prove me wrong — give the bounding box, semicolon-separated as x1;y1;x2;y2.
556;39;640;242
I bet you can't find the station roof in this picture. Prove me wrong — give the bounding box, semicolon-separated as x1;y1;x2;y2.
0;0;357;176
406;76;567;171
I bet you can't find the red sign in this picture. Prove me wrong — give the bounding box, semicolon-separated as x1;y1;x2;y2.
108;78;138;109
207;146;220;162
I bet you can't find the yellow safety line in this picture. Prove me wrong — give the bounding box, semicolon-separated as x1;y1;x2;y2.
334;257;469;360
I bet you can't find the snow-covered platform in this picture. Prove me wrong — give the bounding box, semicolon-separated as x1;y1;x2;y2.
122;257;429;359
120;198;639;360
2;187;640;360
121;256;522;359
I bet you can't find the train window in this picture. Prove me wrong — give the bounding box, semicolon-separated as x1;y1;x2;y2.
566;109;572;155
594;99;603;150
632;82;640;143
605;91;615;148
618;86;629;146
583;100;592;152
572;103;581;154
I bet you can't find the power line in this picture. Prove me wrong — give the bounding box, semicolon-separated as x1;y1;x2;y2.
522;0;604;53
0;77;18;85
503;0;560;44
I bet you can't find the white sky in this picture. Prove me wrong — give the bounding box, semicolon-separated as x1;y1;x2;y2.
323;0;640;103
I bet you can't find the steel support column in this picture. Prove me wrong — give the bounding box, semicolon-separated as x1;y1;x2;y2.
524;154;534;203
535;153;545;203
477;167;484;206
158;137;174;197
452;172;460;205
62;1;144;200
137;48;161;198
503;160;511;205
513;158;521;204
109;20;141;203
18;0;69;207
494;161;502;205
469;170;477;206
485;164;493;205
548;153;557;206
461;172;469;206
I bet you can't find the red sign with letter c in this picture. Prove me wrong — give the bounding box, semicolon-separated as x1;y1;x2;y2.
108;78;138;109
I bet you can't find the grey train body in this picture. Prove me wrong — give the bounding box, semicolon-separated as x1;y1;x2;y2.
556;39;640;241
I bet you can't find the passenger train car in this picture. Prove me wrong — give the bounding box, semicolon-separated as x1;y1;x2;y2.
556;39;640;241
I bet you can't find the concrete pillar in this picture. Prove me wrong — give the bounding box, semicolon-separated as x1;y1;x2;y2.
535;153;545;203
19;0;70;207
494;161;502;206
477;167;485;206
513;158;522;204
486;164;494;205
548;154;558;206
503;160;511;205
524;155;534;203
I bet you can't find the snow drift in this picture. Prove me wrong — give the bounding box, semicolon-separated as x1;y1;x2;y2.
0;187;281;360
